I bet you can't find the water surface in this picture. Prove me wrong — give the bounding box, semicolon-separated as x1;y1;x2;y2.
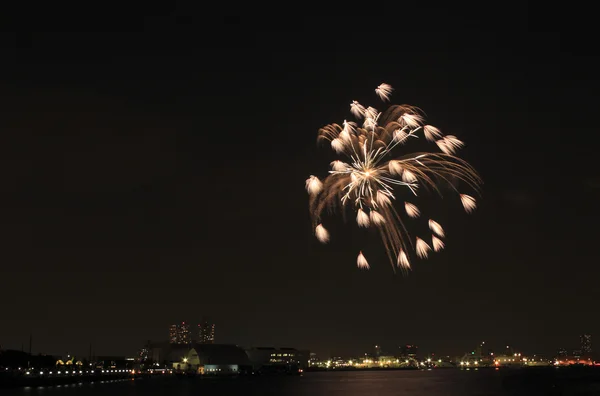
5;368;600;395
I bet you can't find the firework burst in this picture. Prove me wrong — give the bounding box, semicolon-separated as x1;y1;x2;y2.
306;83;482;272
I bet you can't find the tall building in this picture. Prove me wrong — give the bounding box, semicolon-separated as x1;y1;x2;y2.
197;320;215;344
169;322;191;344
581;334;592;355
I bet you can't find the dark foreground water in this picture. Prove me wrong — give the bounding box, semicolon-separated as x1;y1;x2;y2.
4;368;600;396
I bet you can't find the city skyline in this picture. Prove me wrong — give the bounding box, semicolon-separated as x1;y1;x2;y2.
1;329;594;363
1;9;598;359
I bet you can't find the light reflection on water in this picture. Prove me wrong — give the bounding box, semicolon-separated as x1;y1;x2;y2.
5;369;600;396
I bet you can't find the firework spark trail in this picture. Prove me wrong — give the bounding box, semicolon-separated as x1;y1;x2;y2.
432;235;445;252
357;251;370;269
307;83;482;272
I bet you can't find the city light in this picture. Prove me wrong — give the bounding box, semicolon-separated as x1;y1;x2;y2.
0;335;591;381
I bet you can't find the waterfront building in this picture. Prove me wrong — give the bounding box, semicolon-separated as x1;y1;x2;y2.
170;344;252;375
245;347;309;372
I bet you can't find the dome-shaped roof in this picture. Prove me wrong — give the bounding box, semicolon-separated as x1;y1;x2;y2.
189;344;251;365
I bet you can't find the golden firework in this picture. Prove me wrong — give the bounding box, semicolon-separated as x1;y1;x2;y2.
306;83;482;272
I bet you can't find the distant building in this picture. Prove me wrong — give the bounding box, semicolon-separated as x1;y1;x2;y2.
378;356;398;366
168;344;252;375
581;334;592;355
399;344;418;359
138;345;150;362
0;350;57;369
169;322;191;344
492;354;522;367
148;341;172;365
557;348;568;358
474;341;488;357
95;356;132;369
197;320;215;344
245;347;310;372
374;345;382;357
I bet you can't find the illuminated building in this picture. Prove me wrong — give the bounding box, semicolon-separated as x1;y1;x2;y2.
557;348;568;358
399;344;418;359
138;340;152;362
169;344;253;375
138;347;149;362
169;322;191;345
491;353;524;368
169;324;177;343
245;347;310;371
197;320;215;344
581;334;592;355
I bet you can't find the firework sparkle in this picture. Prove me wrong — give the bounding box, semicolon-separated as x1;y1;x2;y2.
306;83;482;272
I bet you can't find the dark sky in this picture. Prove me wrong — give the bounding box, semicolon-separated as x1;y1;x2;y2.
1;6;598;359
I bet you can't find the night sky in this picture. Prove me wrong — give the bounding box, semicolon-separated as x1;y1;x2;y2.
1;7;598;359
